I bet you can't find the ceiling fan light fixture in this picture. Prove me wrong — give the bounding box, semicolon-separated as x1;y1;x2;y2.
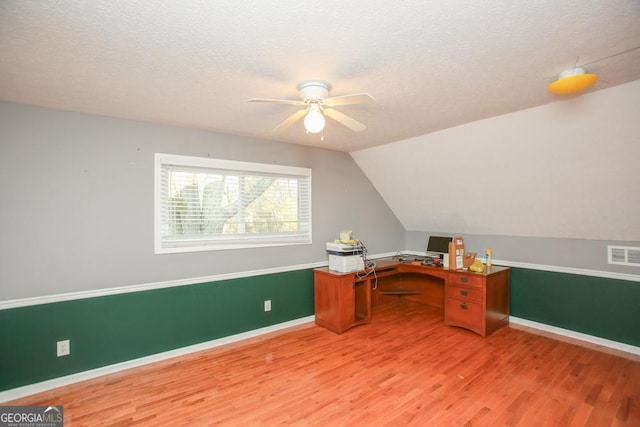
304;103;325;133
249;81;373;134
547;67;598;95
298;81;330;100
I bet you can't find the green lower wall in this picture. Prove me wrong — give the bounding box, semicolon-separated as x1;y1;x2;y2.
0;269;314;392
2;266;639;394
510;268;640;347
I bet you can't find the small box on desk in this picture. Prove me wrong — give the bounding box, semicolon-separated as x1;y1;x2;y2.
328;254;365;273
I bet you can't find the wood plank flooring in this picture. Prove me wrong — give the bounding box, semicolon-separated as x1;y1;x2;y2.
5;301;640;426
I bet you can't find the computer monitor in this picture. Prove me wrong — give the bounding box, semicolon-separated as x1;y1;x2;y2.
426;236;452;256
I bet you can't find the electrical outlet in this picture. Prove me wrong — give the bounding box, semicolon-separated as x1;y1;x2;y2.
57;339;70;357
264;300;271;312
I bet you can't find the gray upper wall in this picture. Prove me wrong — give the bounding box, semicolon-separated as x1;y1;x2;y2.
406;231;640;275
0;102;404;300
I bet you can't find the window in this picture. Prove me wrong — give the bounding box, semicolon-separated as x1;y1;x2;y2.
155;153;311;254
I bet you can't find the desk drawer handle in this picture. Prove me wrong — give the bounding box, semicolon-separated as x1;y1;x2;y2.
460;303;468;310
460;290;468;296
460;277;468;283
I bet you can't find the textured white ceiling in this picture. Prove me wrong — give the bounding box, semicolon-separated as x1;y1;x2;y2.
1;0;639;152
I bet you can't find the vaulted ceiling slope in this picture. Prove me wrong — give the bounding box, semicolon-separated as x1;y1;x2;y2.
1;1;639;152
352;80;640;241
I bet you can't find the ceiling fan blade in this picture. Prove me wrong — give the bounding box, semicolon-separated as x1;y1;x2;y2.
323;108;367;132
323;93;376;107
248;98;305;106
272;109;307;133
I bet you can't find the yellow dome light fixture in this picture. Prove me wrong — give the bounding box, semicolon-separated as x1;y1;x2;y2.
547;67;598;95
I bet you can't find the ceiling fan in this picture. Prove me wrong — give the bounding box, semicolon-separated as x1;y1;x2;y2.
248;81;375;135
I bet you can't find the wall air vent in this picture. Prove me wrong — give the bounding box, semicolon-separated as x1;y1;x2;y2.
608;245;640;267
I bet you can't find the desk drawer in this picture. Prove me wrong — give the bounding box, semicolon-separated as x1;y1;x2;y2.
447;285;482;302
448;273;483;289
445;298;482;330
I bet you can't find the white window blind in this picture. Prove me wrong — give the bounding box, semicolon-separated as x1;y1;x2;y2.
155;154;311;253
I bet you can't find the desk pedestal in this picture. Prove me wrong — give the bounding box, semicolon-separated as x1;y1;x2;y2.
445;269;510;337
314;269;372;334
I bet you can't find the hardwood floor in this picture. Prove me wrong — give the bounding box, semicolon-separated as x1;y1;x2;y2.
6;301;640;426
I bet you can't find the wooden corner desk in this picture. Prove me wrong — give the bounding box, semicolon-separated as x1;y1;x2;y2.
313;257;510;337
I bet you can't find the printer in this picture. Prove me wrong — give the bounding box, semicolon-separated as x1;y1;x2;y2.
326;242;365;273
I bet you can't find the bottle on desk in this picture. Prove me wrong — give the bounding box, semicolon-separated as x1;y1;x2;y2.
485;249;492;268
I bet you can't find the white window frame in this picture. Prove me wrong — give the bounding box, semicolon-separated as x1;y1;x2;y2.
154;153;312;254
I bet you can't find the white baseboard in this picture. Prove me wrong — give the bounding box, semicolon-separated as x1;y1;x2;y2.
0;316;315;403
509;316;640;357
3;314;638;403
